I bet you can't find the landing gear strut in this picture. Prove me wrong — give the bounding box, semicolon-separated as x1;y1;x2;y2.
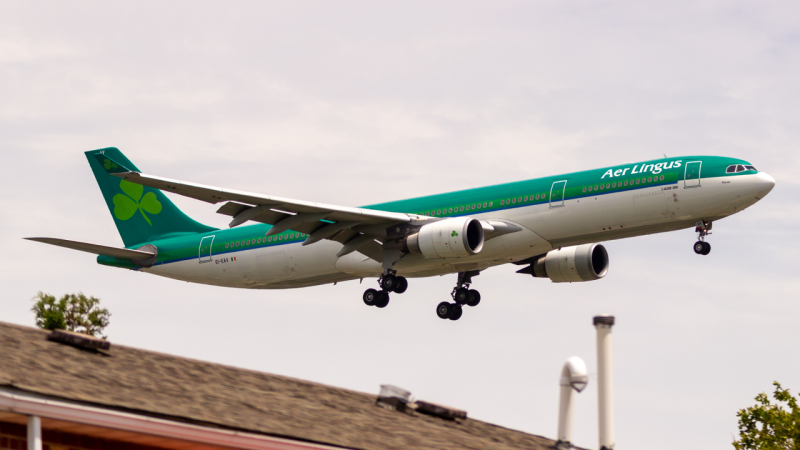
363;270;408;309
693;220;712;255
437;270;481;321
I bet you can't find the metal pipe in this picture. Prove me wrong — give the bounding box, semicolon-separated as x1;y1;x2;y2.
594;315;615;450
556;357;588;449
27;415;41;450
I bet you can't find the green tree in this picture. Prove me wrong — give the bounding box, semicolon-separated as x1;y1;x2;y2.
31;292;111;338
734;382;800;450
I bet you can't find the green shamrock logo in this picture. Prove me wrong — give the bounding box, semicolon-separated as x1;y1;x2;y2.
103;158;119;170
112;179;162;225
451;230;458;237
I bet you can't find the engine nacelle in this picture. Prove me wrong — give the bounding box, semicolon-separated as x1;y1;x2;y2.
404;217;484;259
531;243;609;282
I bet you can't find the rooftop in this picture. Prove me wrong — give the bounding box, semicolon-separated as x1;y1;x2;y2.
0;322;567;450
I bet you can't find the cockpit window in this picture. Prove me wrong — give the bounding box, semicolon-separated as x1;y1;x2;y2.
726;164;757;173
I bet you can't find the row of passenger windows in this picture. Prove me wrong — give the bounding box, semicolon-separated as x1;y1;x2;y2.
418;201;495;216
414;175;668;216
582;175;665;193
224;232;306;249
726;164;756;173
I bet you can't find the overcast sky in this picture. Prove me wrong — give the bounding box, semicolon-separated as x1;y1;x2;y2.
2;1;799;449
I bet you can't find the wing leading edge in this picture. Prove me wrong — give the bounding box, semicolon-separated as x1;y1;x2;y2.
93;153;427;260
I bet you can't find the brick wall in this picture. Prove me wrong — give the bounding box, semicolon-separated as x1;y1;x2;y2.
0;421;167;450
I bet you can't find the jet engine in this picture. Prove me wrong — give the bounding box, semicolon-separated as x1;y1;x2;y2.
528;243;609;282
403;217;484;258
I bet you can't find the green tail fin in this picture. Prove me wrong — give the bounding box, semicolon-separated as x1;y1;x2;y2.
85;147;217;247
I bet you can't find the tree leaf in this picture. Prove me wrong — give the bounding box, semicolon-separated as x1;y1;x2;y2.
119;179;143;202
113;194;138;220
139;192;162;215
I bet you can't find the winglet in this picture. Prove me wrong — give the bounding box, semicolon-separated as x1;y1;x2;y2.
92;152;137;174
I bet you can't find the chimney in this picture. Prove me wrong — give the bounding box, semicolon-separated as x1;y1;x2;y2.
556;356;588;449
593;315;615;450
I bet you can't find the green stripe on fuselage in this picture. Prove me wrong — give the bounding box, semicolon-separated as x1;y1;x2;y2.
98;155;754;269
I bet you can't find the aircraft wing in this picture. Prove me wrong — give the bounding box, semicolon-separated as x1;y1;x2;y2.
25;238;155;261
94;153;424;258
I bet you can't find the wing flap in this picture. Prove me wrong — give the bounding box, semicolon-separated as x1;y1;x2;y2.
25;238;155;261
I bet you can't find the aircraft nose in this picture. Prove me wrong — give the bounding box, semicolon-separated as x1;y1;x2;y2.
755;172;776;197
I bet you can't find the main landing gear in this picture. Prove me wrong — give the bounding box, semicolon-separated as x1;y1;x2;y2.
437;271;481;321
693;220;712;256
363;272;408;309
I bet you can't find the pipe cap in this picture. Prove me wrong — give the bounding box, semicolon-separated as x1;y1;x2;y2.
593;315;615;326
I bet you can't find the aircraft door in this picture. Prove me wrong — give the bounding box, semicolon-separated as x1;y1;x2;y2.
684;161;702;188
549;181;567;208
199;235;214;263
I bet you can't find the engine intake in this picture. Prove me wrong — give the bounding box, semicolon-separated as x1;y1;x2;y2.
404;217;484;259
531;243;609;282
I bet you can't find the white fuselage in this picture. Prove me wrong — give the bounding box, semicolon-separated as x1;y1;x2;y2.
142;172;775;289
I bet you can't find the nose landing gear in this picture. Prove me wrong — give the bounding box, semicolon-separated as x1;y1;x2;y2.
693;220;712;255
436;270;481;321
362;271;408;309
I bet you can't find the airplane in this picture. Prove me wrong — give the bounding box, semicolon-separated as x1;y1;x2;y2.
27;148;775;321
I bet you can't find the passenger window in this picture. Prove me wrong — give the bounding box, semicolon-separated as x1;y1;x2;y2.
225;243;229;248
583;187;587;193
512;198;516;203
500;200;504;205
594;185;598;190
647;177;652;182
660;175;664;181
524;196;528;201
624;180;628;186
600;185;604;190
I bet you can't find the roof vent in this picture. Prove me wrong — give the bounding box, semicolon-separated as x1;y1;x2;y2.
415;400;467;421
48;329;110;352
375;385;468;420
376;385;413;414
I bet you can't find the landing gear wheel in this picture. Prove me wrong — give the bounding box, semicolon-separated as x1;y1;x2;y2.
448;304;463;321
375;291;390;308
394;276;408;294
454;287;472;305
701;241;711;255
436;302;452;319
363;288;378;306
380;274;398;292
693;241;705;255
467;290;481;307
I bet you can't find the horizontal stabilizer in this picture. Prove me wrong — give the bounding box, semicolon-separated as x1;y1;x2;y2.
25;237;155;261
